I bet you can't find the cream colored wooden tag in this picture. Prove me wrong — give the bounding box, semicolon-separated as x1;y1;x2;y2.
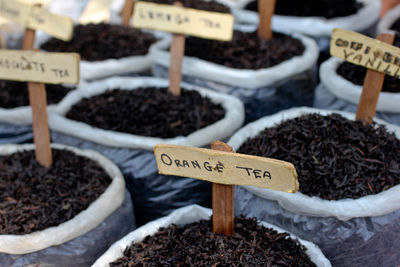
79;0;113;24
132;1;234;41
331;28;400;78
154;144;299;193
0;0;73;41
0;50;80;84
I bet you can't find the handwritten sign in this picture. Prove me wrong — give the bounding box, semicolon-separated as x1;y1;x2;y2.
132;1;234;41
0;0;73;41
79;0;112;24
331;28;400;79
154;144;299;193
0;50;80;84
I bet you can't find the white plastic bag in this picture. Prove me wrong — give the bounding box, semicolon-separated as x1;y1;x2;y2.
150;26;318;122
314;57;400;125
377;4;400;34
92;204;332;267
49;77;245;150
0;143;135;266
228;106;400;266
233;0;380;38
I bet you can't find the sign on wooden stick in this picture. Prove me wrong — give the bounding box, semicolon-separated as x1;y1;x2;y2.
132;1;234;41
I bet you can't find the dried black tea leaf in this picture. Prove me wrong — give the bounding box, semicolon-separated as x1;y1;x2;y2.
110;216;316;266
238;113;400;200
0;149;111;235
245;0;363;19
185;31;304;70
40;23;157;61
66;87;225;138
0;80;74;109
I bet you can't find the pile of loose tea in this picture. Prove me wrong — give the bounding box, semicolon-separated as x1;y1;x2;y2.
66;88;225;138
185;31;304;70
0;149;111;234
336;34;400;93
238;113;400;200
110;216;316;266
40;23;157;61
143;0;230;13
245;0;363;18
390;17;400;33
0;80;74;109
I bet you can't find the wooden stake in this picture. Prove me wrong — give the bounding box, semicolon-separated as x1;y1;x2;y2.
168;2;185;97
23;27;53;168
122;0;134;26
356;33;395;124
257;0;276;40
211;140;234;235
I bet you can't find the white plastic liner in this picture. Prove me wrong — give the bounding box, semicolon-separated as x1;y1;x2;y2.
228;106;400;221
150;27;319;89
233;0;381;38
92;205;332;267
377;4;400;34
48;77;245;151
0;143;126;254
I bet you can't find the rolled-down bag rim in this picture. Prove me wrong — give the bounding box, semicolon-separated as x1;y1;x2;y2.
228;107;400;221
92;204;332;267
0;143;125;254
150;27;319;89
320;57;400;113
232;0;381;37
48;76;245;151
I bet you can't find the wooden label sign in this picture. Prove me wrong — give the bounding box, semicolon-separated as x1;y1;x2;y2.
154;144;299;193
0;50;80;84
331;28;400;78
132;1;234;41
79;0;112;24
0;0;73;41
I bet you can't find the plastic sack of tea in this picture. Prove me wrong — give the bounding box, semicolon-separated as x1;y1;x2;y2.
35;24;165;82
314;57;400;125
377;4;400;34
92;204;332;267
0;144;135;267
228;106;400;267
48;76;245;226
150;25;319;123
233;0;380;51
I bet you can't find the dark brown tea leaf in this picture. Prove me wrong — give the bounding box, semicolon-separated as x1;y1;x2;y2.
245;0;363;19
110;216;316;266
0;80;74;109
40;23;157;61
65;87;225;138
238;113;400;200
185;31;305;70
0;149;111;235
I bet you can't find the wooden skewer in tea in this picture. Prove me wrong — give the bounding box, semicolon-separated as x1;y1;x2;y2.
257;0;276;40
356;33;395;124
23;26;53;168
168;2;185;97
211;140;234;235
122;0;135;26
